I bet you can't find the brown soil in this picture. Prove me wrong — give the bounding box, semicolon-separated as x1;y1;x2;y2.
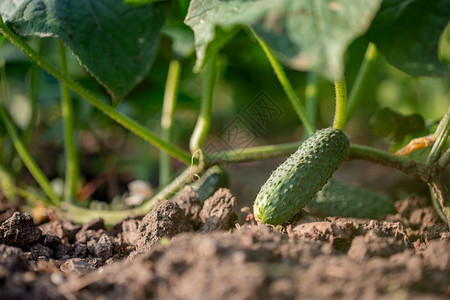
0;186;449;300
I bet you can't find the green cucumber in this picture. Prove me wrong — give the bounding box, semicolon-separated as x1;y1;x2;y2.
253;127;349;225
308;179;395;219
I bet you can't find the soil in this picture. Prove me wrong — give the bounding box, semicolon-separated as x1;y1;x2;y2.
0;184;449;300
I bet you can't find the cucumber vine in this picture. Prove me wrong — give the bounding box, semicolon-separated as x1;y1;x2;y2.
0;6;448;227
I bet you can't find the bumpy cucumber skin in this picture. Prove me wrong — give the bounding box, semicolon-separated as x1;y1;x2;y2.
308;179;395;219
253;127;350;225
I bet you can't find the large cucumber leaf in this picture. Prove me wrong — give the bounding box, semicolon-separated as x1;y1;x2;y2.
0;0;169;101
185;0;382;80
368;0;450;76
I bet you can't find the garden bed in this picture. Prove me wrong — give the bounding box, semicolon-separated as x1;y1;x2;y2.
1;185;449;299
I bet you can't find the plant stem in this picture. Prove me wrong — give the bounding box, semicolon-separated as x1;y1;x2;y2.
429;187;448;223
333;78;347;131
348;144;428;178
249;27;314;136
347;43;378;120
0;106;61;206
189;54;217;154
438;148;450;169
303;72;318;139
206;141;302;164
206;142;429;178
65;165;203;226
160;60;181;185
0;17;191;165
58;41;79;203
427;106;450;165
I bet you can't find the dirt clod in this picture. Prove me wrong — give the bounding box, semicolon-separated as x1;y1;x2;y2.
0;212;42;249
134;200;190;254
0;188;448;299
199;188;237;232
94;234;114;261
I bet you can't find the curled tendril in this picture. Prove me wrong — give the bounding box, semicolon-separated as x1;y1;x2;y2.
190;149;203;182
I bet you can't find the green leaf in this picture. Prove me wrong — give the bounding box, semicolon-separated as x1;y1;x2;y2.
368;0;450;77
308;179;395;219
0;0;169;101
160;23;195;60
185;0;382;79
370;107;427;151
0;34;4;47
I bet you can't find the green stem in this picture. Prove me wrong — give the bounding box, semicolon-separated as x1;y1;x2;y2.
206;141;302;164
58;41;79;203
0;17;191;165
347;43;378;120
249;27;314;136
189;54;217;154
66;165;203;226
303;72;318;139
427;106;450;165
160;60;181;185
429;187;448;223
333;78;347;131
0;106;61;206
438;148;450;169
206;141;429;178
348;144;428;178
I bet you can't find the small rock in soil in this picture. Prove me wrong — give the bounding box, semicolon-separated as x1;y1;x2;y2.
60;258;96;276
39;220;67;244
54;244;75;260
30;243;53;260
199;188;237;232
40;233;62;250
0;212;42;249
95;234;114;261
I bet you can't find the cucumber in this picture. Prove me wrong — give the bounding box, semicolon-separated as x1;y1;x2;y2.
253;127;349;225
308;179;395;219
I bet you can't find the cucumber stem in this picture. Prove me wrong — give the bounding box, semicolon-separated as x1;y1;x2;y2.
58;41;79;204
189;54;217;155
160;60;181;185
333;78;347;131
249;27;314;136
66;165;203;225
206;142;429;179
347;43;378;120
0;16;192;165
